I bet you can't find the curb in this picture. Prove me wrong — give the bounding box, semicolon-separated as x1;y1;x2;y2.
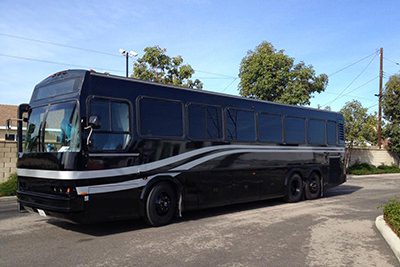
0;195;16;201
375;215;400;263
348;173;400;179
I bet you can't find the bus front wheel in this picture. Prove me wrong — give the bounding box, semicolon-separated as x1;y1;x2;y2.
284;173;303;203
145;182;177;227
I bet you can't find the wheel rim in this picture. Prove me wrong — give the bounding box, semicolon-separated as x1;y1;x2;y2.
309;175;319;194
290;179;301;197
155;192;171;216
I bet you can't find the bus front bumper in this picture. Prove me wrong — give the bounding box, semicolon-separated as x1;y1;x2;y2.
17;190;87;223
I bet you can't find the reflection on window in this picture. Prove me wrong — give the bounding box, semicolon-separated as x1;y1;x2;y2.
188;104;222;140
226;109;256;141
23;102;80;153
90;98;131;151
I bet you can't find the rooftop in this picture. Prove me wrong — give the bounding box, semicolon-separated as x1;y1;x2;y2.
0;104;18;126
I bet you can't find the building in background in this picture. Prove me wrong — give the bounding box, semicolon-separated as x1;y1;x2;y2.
0;104;18;141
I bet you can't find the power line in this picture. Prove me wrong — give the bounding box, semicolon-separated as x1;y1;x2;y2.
195;76;235;80
383;57;400;66
0;32;120;58
334;76;379;100
194;69;236;78
0;53;124;73
221;77;238;92
367;103;378;110
0;32;237;79
323;52;378;106
328;50;379;77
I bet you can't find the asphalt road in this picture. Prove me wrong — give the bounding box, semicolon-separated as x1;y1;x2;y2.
1;175;399;266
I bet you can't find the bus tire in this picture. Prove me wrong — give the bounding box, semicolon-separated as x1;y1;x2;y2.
305;172;321;200
145;182;177;227
284;173;303;203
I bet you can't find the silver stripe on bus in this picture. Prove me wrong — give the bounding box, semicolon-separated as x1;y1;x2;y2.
17;145;344;180
75;172;181;195
88;153;140;157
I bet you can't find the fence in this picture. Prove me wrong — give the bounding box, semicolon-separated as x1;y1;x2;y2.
348;147;399;167
0;141;17;183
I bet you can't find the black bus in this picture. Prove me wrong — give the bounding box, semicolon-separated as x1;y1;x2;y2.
16;70;346;226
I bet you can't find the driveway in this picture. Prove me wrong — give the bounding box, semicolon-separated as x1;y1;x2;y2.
0;174;399;266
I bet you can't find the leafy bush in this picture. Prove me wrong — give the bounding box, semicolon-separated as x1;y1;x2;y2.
0;173;17;197
347;163;400;175
383;198;400;237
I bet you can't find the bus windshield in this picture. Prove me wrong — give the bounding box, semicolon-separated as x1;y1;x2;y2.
24;102;80;153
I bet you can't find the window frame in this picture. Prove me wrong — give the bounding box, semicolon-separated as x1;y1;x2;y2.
86;95;133;151
186;102;224;141
225;107;257;142
137;95;185;140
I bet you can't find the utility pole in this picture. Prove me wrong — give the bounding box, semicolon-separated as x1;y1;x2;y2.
119;49;138;78
378;47;383;149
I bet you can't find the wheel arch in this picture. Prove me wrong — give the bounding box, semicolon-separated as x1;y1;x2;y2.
139;174;183;217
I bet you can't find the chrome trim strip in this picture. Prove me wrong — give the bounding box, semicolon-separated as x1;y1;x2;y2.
75;172;180;195
17;145;344;180
88;153;140;157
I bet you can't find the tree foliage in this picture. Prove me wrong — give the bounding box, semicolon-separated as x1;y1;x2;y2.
238;41;328;105
340;100;377;147
340;100;377;166
382;74;400;153
132;46;203;89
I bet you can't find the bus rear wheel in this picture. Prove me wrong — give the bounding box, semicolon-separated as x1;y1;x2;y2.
284;173;303;203
305;172;321;200
145;182;177;227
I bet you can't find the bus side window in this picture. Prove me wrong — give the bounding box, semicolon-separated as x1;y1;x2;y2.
258;113;282;143
226;108;256;142
284;117;305;144
89;98;131;151
308;119;326;145
188;104;222;140
327;121;337;145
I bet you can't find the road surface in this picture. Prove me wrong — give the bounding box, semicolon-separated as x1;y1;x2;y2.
0;174;399;266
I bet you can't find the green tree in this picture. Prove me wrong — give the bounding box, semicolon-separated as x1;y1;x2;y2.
340;100;377;166
238;41;328;105
132;46;203;89
382;74;400;153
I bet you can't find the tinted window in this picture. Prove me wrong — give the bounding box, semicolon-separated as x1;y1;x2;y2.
140;98;183;137
327;121;337;145
226;109;256;141
33;78;79;101
259;113;282;142
91;99;110;131
285;117;305;144
90;98;131;151
188;104;222;140
112;102;129;132
308;119;326;145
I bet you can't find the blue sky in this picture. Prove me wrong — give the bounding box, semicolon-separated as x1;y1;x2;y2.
0;0;399;113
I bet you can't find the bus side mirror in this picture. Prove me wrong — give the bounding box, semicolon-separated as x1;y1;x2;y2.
6;119;11;130
88;116;100;129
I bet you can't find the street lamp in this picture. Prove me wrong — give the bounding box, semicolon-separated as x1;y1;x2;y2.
119;48;138;78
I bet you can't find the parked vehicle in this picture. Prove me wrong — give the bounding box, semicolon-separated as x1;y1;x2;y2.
17;70;346;226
